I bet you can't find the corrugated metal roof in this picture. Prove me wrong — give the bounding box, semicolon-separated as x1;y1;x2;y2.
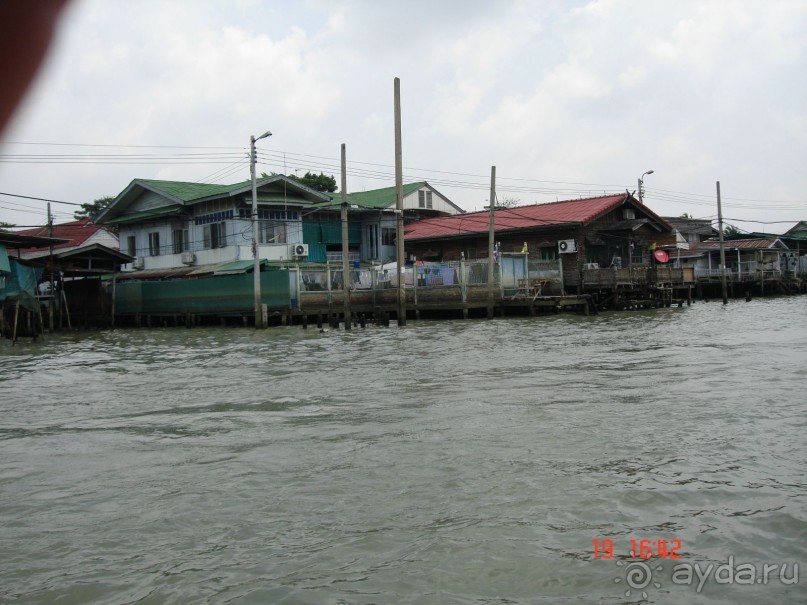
344;182;427;209
116;267;197;281
692;238;786;250
404;194;646;241
13;219;111;251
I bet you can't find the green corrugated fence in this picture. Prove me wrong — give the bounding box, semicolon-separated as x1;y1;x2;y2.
114;269;292;315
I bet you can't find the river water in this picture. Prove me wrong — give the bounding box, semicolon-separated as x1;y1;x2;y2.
1;298;805;604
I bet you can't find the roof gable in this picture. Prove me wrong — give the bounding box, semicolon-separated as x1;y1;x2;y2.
785;221;807;236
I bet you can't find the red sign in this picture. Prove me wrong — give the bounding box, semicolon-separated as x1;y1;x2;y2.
653;249;670;263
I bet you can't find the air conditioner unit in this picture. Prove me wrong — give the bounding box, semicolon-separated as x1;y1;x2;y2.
132;256;145;269
558;239;577;254
583;263;599;270
180;251;196;265
292;243;309;257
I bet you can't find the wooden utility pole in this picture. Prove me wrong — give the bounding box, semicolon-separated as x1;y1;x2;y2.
487;166;496;319
716;181;729;305
340;143;351;330
394;77;406;326
47;202;56;306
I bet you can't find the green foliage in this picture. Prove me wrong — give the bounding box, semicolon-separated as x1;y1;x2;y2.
74;196;115;221
723;224;741;237
260;171;338;193
0;221;15;231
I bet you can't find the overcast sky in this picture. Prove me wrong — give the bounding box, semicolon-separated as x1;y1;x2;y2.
1;0;805;233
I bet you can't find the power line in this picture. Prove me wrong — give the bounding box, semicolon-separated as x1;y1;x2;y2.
0;192;82;206
3;141;244;150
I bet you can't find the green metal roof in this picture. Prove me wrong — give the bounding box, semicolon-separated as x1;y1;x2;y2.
113;205;184;224
139;179;249;203
342;182;427;209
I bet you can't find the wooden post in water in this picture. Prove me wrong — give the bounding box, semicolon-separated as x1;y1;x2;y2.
716;181;729;305
394;77;406;326
11;300;20;345
110;274;116;329
487;166;496;319
62;288;72;330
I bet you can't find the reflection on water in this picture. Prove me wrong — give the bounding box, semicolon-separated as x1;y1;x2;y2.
1;298;805;604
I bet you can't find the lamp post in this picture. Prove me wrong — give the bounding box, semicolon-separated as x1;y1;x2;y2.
638;169;654;204
251;130;272;329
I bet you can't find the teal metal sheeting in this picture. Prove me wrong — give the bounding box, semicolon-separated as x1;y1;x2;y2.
303;220;361;245
114;269;292;315
0;253;43;312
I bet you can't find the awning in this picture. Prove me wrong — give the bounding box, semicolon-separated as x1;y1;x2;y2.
211;259;268;275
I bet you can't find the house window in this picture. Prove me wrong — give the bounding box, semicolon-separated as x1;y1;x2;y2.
382;227;396;246
127;235;136;257
203;222;227;249
418;191;425;208
541;248;558;261
148;232;160;256
426;191;433;209
258;219;287;244
173;229;189;254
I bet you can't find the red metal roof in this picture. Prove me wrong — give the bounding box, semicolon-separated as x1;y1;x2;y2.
14;219;112;252
404;194;666;241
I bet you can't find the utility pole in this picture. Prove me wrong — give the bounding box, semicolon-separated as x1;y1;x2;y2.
341;143;351;330
716;180;728;305
251;130;272;328
487;166;496;319
394;77;406;326
47;203;54;295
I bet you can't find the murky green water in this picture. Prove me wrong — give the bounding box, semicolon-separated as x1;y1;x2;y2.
1;298;805;604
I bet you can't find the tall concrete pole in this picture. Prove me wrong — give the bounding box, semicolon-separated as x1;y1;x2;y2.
341;143;351;330
394;77;406;326
251;131;272;328
487;166;496;319
250;134;263;328
716;180;729;305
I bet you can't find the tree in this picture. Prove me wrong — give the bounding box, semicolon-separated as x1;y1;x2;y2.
497;196;521;209
261;171;338;193
723;224;741;238
0;221;15;231
74;195;115;221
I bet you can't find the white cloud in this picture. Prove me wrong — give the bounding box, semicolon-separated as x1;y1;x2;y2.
0;0;804;227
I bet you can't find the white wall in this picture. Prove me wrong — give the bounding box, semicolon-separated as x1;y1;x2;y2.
402;187;461;215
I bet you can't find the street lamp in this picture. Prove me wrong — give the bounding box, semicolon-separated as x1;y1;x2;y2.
638;169;654;204
251;130;272;329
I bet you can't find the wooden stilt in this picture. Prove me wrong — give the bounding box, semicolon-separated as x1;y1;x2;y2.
37;302;46;339
61;289;72;330
12;300;20;346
